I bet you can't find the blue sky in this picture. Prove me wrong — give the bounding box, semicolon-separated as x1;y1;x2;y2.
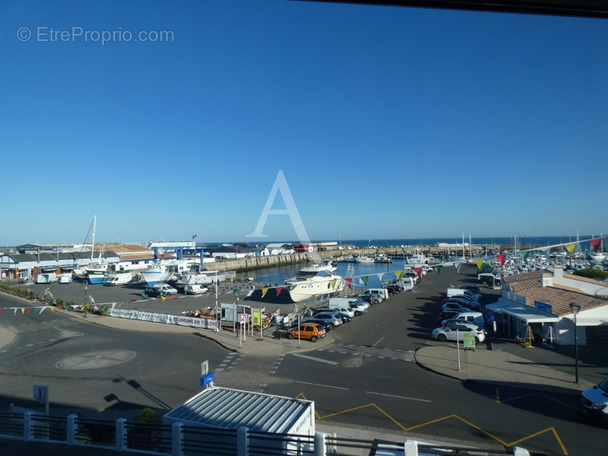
1;1;607;246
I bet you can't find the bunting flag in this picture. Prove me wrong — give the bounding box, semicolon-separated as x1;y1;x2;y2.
276;286;283;296
329;280;336;289
261;288;269;298
414;267;423;279
394;270;403;280
565;243;576;253
141;293;148;300
518;251;530;262
360;276;369;286
481;262;491;269
434;265;442;274
590;238;602;251
21;308;25;314
27;307;32;315
474;258;484;270
344;278;352;288
220;291;228;297
161;296;167;302
496;254;506;266
117;302;123;308
455;262;462;273
0;308;3;313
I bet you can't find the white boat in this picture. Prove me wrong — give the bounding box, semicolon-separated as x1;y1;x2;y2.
355;256;374;264
285;263;344;302
175;268;230;286
141;259;199;286
589;252;606;264
244;262;344;303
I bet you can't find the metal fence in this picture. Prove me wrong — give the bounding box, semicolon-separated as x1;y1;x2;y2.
0;411;533;456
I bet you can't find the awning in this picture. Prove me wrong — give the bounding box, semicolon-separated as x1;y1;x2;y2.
486;299;559;324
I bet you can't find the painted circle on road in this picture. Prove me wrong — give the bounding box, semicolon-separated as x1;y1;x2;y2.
56;350;137;370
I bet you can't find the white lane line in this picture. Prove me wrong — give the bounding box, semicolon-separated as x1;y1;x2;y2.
293;353;338;365
365;391;432;403
296;381;349;391
372;336;384;347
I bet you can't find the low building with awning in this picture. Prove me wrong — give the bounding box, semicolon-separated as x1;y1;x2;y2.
488;267;608;346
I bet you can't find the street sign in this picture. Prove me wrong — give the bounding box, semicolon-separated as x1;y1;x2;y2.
200;372;215;387
33;385;48;404
238;313;245;323
201;360;209;375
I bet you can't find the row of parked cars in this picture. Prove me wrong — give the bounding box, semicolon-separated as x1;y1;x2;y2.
431;286;488;344
286;286;401;342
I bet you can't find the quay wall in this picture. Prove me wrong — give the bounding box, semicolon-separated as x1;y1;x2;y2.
203;244;494;274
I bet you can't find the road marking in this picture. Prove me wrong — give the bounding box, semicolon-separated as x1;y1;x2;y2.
293;353;338;365
366;391;431;403
296;381;349;391
372;336;384;346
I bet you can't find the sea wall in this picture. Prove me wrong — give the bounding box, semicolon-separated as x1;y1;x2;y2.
203;244;493;274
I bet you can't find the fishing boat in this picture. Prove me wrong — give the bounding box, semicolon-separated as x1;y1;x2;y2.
175;268;230;287
355;256;374;264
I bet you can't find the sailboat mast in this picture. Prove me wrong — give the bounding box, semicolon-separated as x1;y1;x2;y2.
91;214;97;262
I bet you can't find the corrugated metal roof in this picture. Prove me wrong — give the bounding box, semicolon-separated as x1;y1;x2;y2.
164;387;313;434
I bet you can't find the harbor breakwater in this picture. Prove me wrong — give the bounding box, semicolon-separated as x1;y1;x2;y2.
203;245;498;274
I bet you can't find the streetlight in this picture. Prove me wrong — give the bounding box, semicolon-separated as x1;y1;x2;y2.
569;302;581;384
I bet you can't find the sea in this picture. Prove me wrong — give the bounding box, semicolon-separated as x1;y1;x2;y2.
232;235;601;287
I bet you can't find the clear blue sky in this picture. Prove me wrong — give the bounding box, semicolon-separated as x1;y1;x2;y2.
1;0;607;246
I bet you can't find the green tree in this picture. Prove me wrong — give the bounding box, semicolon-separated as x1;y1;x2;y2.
573;268;608;281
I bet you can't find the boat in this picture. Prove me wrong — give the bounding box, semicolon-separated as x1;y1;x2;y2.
245;262;344;304
589;252;606;264
355;256;375;264
175;268;230;287
141;259;200;286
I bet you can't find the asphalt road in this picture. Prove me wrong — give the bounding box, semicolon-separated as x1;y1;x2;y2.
1;267;608;455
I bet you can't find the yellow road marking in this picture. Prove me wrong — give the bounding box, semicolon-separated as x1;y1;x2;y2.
297;392;568;454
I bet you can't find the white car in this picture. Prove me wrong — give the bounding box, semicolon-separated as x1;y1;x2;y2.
441;302;470;313
432;324;485;344
582;378;608;417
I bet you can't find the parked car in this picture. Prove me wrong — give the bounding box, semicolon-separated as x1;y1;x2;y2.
144;283;178;297
438;310;460;322
432;324;485;344
441;311;485;327
441;302;470;313
306;313;342;329
287;323;326;342
441;298;480;311
582;377;608;418
301;318;334;331
359;294;380;305
336;312;352;324
441;320;485;333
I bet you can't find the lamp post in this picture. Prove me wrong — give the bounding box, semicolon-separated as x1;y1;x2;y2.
569;302;581;384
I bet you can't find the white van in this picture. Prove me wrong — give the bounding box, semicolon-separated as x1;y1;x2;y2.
185;284;208;295
105;273;132;286
442;311;484;327
153;283;178;295
359;288;389;302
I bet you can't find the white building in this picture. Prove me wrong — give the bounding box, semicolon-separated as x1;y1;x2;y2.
487;267;608;346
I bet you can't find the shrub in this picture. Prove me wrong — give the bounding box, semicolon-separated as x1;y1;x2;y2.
573;268;608;281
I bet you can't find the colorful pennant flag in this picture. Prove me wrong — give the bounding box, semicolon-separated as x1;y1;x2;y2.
565;243;576;253
344;278;352;288
590;238;602;251
518;251;530;262
161;296;167;302
455;262;462;273
360;276;369;286
261;288;268;298
496;254;506;266
276;286;283;296
434;265;442;274
394;270;403;280
474;258;484;270
220;291;228;297
414;267;423;279
329;280;336;289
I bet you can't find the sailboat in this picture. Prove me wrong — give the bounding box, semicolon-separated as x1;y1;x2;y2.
83;215;109;284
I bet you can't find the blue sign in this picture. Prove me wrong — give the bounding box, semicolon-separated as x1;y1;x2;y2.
200;372;215;387
535;301;553;314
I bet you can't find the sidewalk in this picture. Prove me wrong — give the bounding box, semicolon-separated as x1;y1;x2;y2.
415;340;596;393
